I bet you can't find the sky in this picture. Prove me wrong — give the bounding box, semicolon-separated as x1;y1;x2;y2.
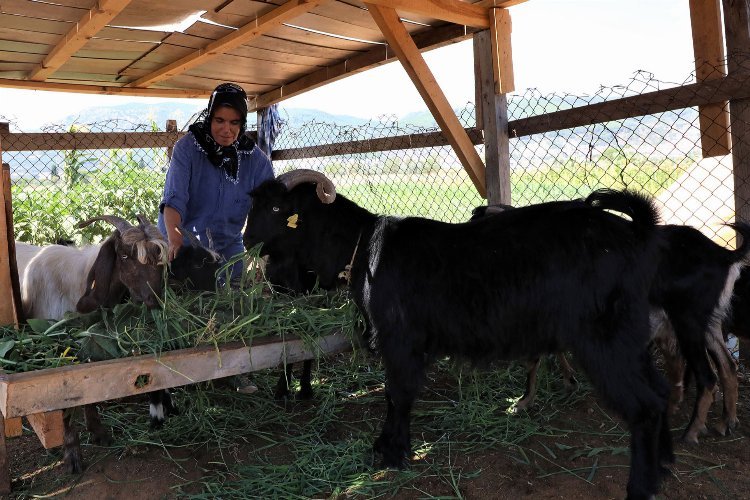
0;0;696;130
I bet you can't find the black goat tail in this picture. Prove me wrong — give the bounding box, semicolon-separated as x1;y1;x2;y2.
726;221;750;264
585;188;661;229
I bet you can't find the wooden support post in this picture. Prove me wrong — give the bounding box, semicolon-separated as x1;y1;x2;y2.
689;0;731;157
257;107;270;156
0;125;16;327
474;31;511;205
4;417;21;438
3;164;23;325
165;119;177;164
366;3;487;198
0;411;10;495
723;0;750;363
489;6;515;95
26;411;64;449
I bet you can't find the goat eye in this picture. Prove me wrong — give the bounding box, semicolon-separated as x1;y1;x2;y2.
121;254;128;259
272;206;280;212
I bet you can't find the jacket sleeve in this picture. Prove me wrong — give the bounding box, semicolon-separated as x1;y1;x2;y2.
159;135;193;221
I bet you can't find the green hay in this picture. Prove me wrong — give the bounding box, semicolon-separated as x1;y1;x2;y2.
0;253;361;374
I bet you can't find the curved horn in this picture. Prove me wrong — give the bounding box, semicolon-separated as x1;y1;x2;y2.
78;215;134;234
136;213;155;226
277;169;336;204
178;226;202;248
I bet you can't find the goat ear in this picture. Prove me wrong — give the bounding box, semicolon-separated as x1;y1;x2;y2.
76;238;118;313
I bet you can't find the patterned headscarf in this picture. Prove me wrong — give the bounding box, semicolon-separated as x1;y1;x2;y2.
189;83;254;180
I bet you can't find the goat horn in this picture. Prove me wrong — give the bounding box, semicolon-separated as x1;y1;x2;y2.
78;215;134;234
136;213;154;226
277;169;336;204
178;226;202;248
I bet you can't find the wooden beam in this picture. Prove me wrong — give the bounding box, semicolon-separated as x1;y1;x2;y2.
0;333;350;418
26;411;64;449
366;3;486;197
722;0;750;226
1;164;22;326
127;0;328;88
0;129;14;328
0;78;211;98
689;0;730;157
0;412;9;495
0;131;187;152
474;30;510;205
3;417;21;438
28;0;133;82
509;71;750;138
363;0;490;28
272;127;484;160
489;7;514;94
252;23;478;110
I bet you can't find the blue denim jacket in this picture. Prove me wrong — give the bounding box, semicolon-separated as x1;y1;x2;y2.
158;133;274;275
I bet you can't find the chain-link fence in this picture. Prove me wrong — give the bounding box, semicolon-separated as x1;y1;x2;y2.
1;66;746;246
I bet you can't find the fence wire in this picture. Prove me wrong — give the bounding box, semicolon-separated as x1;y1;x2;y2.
0;67;743;246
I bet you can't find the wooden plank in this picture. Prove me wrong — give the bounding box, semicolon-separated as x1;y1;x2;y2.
28;0;134;81
0;77;211;97
0;412;10;495
723;0;750;225
26;411;64;449
0;0;87;23
0;130;14;328
0;333;351;418
489;6;514;94
0;13;72;36
0;131;187;152
363;0;489;28
509;71;750;138
689;0;730;157
366;3;486;197
2;164;23;325
272;127;483;160
3;417;21;438
474;30;510;205
127;0;329;88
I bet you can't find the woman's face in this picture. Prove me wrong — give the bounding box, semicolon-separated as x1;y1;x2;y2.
210;105;242;146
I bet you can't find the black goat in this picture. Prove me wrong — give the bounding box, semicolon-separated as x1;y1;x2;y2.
473;202;750;442
244;170;671;499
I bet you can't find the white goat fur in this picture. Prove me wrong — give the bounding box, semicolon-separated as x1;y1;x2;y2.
19;242;101;320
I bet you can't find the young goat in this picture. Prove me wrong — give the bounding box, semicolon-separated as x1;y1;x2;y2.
244;170;670;499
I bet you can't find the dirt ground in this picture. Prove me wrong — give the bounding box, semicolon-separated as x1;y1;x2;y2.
6;360;750;500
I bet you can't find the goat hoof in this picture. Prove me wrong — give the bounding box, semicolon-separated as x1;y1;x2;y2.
149;418;165;430
298;386;314;400
64;453;83;475
513;399;533;413
92;431;113;447
681;432;700;445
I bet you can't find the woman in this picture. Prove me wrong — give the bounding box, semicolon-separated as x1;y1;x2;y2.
158;82;274;282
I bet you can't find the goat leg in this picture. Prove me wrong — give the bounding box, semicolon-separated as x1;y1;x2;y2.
62;407;83;474
556;352;577;392
274;364;294;400
707;327;739;436
83;404;112;446
515;358;541;412
298;360;314;400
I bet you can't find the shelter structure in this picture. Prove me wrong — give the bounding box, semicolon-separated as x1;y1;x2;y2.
1;0;750;493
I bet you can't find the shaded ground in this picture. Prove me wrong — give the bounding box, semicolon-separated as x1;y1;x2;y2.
6;354;750;499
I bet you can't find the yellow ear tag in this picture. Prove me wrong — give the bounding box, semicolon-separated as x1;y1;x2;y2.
287;213;299;229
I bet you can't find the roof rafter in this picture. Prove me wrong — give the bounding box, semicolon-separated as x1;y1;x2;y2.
0;78;210;98
363;0;490;28
365;2;487;197
28;0;134;82
127;0;330;89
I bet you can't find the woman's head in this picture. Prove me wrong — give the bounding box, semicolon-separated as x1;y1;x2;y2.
207;83;248;146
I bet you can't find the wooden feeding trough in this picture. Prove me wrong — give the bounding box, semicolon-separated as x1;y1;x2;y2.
0;331;352;493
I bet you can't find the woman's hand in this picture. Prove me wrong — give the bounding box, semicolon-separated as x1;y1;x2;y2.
163;206;183;262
